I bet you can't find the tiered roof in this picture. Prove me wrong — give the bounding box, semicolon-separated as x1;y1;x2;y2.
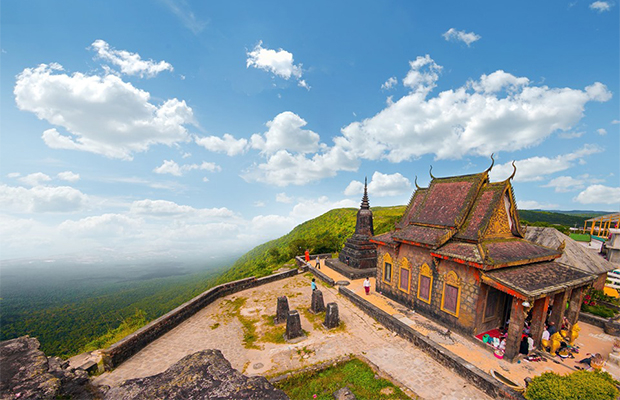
371;160;597;298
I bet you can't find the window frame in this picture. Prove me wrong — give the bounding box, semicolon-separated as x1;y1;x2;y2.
398;257;411;294
382;253;393;284
440;271;461;317
417;263;433;304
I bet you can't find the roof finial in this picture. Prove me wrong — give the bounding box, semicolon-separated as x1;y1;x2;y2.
507;161;517;181
415;175;421;190
360;176;370;209
485;153;495;173
557;240;566;252
429;165;436;180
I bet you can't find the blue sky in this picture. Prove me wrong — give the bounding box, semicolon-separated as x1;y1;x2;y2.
1;0;618;261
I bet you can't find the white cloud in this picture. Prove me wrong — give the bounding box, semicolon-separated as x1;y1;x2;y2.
290;196;358;221
7;173;21;179
336;56;612;162
590;1;612;12
18;172;51;186
15;63;194;160
543;176;586;192
402;55;442;95
517;200;559;210
382;77;397;90
242;146;359;186
0;184;88;213
344;180;364;196
246;41;308;89
489;145;603;182
575;185;620;204
91;40;173;78
57;171;80;182
557;131;584;139
59;213;142;238
250;111;321;154
443;28;481;46
344;172;411;197
195;133;248;156
160;0;207;35
368;172;412;197
153;160;221;176
597;128;608;135
276;193;294;203
130;199;234;218
612;120;620;124
254;201;265;207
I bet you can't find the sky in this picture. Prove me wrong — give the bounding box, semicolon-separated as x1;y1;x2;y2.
1;0;619;262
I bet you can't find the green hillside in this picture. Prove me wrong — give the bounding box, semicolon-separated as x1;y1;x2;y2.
213;205;406;285
519;210;602;234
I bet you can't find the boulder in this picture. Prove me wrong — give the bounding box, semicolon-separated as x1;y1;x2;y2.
103;349;289;400
0;336;97;400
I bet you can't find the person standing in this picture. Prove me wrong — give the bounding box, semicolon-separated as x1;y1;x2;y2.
311;278;317;291
305;249;310;262
363;277;371;295
315;256;321;269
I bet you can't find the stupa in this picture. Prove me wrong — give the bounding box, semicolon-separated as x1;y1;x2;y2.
326;178;377;279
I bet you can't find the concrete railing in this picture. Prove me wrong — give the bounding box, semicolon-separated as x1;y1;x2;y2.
338;287;524;400
102;268;300;369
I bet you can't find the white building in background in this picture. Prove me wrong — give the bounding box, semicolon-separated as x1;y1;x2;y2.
608;269;620;290
604;228;620;264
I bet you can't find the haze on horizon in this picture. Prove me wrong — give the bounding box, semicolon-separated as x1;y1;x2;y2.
1;1;618;263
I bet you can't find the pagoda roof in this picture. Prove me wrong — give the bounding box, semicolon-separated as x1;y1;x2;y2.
406;173;487;228
432;242;483;265
454;182;506;241
481;262;596;300
481;239;560;268
370;232;398;246
391;225;455;248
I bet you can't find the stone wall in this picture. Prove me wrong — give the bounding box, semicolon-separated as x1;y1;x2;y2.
102;268;300;369
339;287;524;400
376;245;481;336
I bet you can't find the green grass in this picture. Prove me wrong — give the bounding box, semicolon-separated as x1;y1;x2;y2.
81;309;147;352
274;358;411;400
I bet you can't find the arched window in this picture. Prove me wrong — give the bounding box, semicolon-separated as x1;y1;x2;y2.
398;257;411;293
382;253;393;284
441;271;461;317
417;263;433;304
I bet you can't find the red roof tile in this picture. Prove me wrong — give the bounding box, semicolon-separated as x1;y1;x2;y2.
410;174;485;227
392;225;454;248
396;189;427;229
483;239;560;266
370;232;397;246
455;185;503;241
433;242;483;264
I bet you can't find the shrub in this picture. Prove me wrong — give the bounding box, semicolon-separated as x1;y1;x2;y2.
582;303;617;318
525;371;619;400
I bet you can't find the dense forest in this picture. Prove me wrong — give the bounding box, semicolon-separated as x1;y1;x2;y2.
0;207;605;358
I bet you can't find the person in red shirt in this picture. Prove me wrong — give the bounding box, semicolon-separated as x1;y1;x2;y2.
305;249;310;262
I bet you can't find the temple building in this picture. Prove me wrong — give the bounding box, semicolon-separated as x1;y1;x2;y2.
326;179;377;279
370;160;597;361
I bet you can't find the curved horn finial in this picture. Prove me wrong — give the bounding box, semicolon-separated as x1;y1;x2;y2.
508;161;517;181
485;153;495;173
429;165;436;180
415;175;421;190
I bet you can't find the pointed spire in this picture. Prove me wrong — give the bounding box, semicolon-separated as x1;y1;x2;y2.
361;176;370;209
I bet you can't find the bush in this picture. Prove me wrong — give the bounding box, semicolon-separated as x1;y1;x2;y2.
582;303;617;318
525;371;619;400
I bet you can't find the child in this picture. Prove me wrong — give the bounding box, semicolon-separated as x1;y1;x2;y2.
311;278;317;291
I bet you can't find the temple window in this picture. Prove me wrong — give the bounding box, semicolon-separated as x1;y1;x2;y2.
382;253;393;284
417;263;433;304
441;271;461;317
398;257;411;293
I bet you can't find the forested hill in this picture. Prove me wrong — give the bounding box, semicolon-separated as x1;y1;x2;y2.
213;206;406;285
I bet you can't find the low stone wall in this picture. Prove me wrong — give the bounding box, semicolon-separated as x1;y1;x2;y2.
102;268;300;369
338;287;524;400
579;311;607;329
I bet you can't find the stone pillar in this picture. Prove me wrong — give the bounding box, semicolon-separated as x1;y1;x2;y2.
566;286;585;325
530;296;549;349
285;310;303;340
504;296;526;361
323;303;340;329
549;290;570;329
310;290;326;314
275;296;289;325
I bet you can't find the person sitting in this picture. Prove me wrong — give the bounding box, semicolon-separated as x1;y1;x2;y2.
519;335;530;356
547;321;557;336
527;333;535;353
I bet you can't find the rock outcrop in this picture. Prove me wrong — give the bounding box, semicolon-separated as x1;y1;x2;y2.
103;349;289;400
0;336;98;400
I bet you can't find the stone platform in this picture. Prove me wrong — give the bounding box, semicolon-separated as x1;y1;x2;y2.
325;258;375;280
